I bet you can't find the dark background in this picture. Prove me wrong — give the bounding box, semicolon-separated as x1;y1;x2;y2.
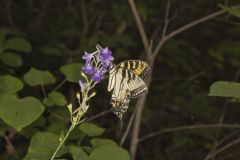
0;0;240;160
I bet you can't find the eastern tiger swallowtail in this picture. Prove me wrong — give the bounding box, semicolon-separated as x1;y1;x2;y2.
108;60;150;119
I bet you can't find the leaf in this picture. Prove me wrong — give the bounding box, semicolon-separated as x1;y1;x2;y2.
219;4;240;18
3;37;32;52
79;123;105;137
89;145;130;160
24;132;67;160
43;91;67;106
0;96;45;131
0;28;12;50
24;68;56;86
91;138;117;148
69;145;89;160
209;81;240;98
0;75;23;93
0;52;22;67
60;63;83;82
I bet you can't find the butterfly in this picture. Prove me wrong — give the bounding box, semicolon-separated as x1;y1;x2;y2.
107;60;150;119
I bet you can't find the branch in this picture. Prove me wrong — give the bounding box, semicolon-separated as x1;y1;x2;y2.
52;79;66;92
120;111;136;146
130;72;152;160
86;109;112;122
162;0;171;38
40;85;47;98
204;69;240;159
5;0;18;30
152;4;240;58
205;138;240;160
139;124;240;142
128;0;149;55
128;2;240;159
80;0;89;37
204;131;240;160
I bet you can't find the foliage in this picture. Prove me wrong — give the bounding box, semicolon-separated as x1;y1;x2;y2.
0;0;240;160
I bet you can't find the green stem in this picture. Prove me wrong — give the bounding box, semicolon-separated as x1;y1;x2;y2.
50;123;76;160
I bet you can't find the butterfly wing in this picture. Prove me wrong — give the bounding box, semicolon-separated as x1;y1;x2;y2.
107;65;117;92
108;60;150;118
118;60;150;80
123;68;148;98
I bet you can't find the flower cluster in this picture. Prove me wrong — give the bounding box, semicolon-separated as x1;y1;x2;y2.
82;45;114;82
68;45;114;121
52;45;114;160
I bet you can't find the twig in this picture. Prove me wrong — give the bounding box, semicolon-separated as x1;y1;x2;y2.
204;69;240;160
152;5;240;58
52;79;66;92
128;1;240;159
162;0;171;38
222;150;240;160
139;124;240;142
4;136;17;157
204;131;240;160
128;0;149;55
41;85;47;97
205;138;240;160
80;0;89;37
120;111;136;146
86;109;112;122
130;77;152;160
5;0;18;31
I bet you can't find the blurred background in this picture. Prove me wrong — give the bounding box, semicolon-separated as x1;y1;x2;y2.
0;0;240;160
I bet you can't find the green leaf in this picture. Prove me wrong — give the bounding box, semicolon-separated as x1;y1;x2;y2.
24;67;56;86
46;122;68;135
0;52;22;67
209;81;240;98
3;37;32;52
43;91;67;106
91;138;117;148
0;28;12;50
69;145;89;160
0;75;23;93
219;4;240;18
79;123;105;137
60;63;83;82
89;145;130;160
24;132;67;160
0;96;45;131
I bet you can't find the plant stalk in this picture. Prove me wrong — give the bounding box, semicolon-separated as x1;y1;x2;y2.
50;123;76;160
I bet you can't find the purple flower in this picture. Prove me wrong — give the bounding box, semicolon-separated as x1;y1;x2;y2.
82;51;94;63
99;66;107;75
82;63;94;74
102;47;112;55
79;80;86;92
100;47;114;67
92;69;104;82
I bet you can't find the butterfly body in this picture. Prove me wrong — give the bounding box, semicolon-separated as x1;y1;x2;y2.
108;60;150;119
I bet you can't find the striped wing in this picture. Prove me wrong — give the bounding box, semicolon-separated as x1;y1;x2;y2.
118;60;150;80
107;65;117;92
108;60;150;118
112;67;148;99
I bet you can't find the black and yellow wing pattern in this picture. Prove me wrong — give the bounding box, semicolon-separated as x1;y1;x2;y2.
108;60;150;118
